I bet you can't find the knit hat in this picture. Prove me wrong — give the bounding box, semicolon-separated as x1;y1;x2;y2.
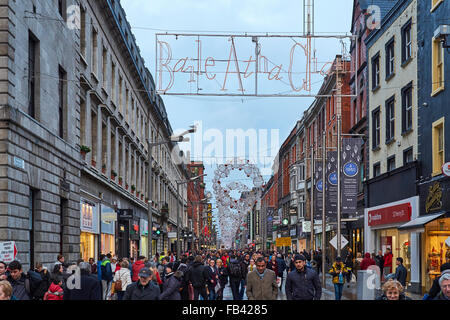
294;254;306;262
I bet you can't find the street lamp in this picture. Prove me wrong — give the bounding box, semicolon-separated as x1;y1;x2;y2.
147;125;197;259
176;173;207;258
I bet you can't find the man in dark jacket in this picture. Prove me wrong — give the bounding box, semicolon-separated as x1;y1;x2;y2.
285;254;322;300
227;255;243;300
177;256;190;300
433;272;450;300
394;257;407;287
6;261;30;300
375;250;384;275
123;267;160;300
63;262;102;300
276;254;287;291
160;263;182;300
239;254;250;300
186;255;209;300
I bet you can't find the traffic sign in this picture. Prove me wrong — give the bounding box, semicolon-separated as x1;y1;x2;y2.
0;241;17;263
329;235;348;250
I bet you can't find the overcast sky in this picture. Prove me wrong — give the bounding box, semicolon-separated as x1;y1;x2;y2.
121;0;354;239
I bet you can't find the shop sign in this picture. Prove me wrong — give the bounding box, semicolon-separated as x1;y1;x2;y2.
442;162;450;177
140;219;148;236
368;203;412;227
117;209;133;220
275;237;291;247
302;221;311;233
80;200;99;234
101;206;117;222
425;183;443;214
168;232;177;239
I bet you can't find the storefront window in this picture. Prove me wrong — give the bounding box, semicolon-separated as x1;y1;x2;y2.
101;233;115;256
140;236;148;258
422;217;450;291
81;232;97;262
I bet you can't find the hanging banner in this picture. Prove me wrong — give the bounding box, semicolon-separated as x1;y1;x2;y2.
326;151;338;218
314;160;323;218
341;138;363;215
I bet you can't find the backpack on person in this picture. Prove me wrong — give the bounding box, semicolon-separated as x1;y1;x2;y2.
25;270;47;300
229;262;242;278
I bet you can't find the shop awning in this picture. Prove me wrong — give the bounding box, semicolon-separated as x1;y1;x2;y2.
398;211;446;233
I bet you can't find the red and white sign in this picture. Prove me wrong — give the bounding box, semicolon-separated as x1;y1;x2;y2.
442;162;450;177
368;203;412;227
0;241;18;263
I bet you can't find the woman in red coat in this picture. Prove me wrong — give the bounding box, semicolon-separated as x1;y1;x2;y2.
360;253;376;270
383;248;393;278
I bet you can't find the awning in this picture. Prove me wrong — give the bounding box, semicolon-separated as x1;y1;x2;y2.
398;211;446;232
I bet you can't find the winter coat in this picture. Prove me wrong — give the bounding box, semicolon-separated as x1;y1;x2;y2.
344;252;353;270
241;260;250;281
221;255;229;268
7;273;30;300
276;258;287;276
227;259;244;281
131;260;145;282
44;283;64;300
433;292;450;300
429;269;450;299
206;266;219;289
217;266;228;286
63;272;102;300
285;268;322;300
360;253;376;270
394;264;408;287
123;280;160;300
113;268;132;291
186;261;209;288
246;269;278;300
159;271;182;300
383;253;393;272
328;262;351;284
100;259;113;282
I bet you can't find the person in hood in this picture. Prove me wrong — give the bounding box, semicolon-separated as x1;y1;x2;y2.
44;276;64;300
376;279;411;300
186;255;209;300
132;256;146;282
6;261;30;300
176;256;190;300
159;263;182;300
360;253;376;270
383;248;393;280
63;262;102;300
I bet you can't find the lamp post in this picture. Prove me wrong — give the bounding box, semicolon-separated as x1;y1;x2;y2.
146;125;196;260
176;174;207;259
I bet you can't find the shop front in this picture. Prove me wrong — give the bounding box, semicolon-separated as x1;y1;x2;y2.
130;219;140;259
101;205;117;256
80;199;99;262
365;196;420;292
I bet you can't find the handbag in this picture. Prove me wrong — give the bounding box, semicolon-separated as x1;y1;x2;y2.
114;270;123;292
276;276;282;287
338;273;344;284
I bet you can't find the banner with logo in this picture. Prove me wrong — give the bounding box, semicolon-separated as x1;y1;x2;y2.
326;151;338;218
341;138;363;215
314;160;324;218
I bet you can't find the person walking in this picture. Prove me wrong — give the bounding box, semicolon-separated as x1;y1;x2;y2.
239;253;250;300
186;255;209;300
123;267;160;300
63;262;102;300
285;254;322;301
344;248;354;286
216;259;228;301
131;256;146;283
176;256;190;300
206;259;218;300
246;257;278;300
383;248;393;281
360;253;376;270
6;261;30;300
328;257;350;300
394;257;408;288
113;260;132;300
227;255;243;300
276;253;287;292
100;253;113;300
159;263;182;300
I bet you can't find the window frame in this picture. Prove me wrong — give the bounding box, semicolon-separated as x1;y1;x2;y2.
401;82;413;134
432;36;445;96
403;147;413;165
385;96;396;144
401;19;412;65
432;117;445;176
373;162;381;178
387;155;396;172
371;52;381;91
372;106;381;150
385;37;395;80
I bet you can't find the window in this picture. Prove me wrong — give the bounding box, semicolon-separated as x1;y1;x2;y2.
385;96;395;143
102;46;108;89
387;156;396;172
58;66;67;139
432;117;445;175
371;53;380;90
386;38;395;78
403;148;413;165
28;32;38;119
80;7;86;58
118;75;123;113
353;99;357;126
91;28;98;75
401;20;412;64
372;107;381;149
373;162;381;178
111;61;116;103
432;37;445;95
402;82;413;133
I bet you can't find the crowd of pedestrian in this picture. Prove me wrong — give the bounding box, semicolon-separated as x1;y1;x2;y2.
0;248;448;301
